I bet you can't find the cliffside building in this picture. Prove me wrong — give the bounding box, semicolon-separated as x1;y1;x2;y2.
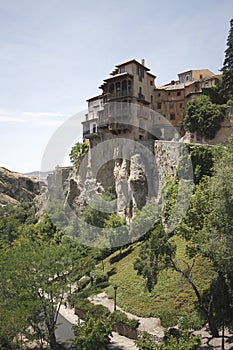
82;59;220;143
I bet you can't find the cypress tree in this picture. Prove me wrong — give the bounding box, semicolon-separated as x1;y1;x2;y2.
221;18;233;100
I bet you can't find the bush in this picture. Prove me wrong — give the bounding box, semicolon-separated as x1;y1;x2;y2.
89;304;111;320
90;270;109;286
78;276;91;290
135;330;201;350
109;310;139;330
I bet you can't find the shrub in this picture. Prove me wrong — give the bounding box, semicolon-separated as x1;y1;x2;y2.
109;310;139;330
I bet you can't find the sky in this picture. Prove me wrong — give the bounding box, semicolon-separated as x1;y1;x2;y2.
0;0;232;173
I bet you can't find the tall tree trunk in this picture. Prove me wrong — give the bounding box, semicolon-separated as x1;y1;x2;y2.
48;331;57;350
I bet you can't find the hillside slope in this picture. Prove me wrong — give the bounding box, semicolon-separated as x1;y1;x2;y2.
0;167;44;205
93;237;213;328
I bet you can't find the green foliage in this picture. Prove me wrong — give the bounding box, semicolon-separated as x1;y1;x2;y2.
90;269;109;286
0;202;37;244
183;95;224;139
184;144;214;184
0;234;94;348
69;141;89;167
202;80;228;104
73;315;112;350
104;213;129;249
109;310;139;329
134;222;175;292
221;18;233;100
135;331;201;350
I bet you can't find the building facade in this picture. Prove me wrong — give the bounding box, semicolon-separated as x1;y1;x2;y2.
82;60;220;143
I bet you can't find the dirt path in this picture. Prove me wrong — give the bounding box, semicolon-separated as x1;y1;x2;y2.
88;292;164;339
88;292;233;350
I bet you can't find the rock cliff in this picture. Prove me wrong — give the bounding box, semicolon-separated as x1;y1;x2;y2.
42;140;181;222
0;167;44;206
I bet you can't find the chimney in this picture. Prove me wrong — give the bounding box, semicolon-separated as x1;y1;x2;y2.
141;58;145;66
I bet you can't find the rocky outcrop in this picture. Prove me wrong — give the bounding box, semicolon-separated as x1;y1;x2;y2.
0;167;44;206
37;140;184;221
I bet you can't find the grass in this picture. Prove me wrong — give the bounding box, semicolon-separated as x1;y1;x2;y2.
91;236;214;328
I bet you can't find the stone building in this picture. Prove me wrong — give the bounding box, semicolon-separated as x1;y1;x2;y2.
82;59;178;146
82;60;220;143
154;70;221;134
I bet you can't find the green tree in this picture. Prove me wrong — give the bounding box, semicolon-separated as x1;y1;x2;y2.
69;141;89;167
73;315;112;350
104;213;129;252
183;95;224;139
0;235;93;349
135;331;201;350
134;222;174;292
221;18;233;100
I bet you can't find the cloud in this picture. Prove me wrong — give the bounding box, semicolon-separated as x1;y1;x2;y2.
22;112;68;118
0;111;71;126
0;115;23;122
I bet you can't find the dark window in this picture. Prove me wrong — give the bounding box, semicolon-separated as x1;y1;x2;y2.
137;65;144;80
119;66;125;73
122;80;127;95
116;82;121;96
200;74;203;79
139;135;143;140
150;81;153;86
128;80;132;93
177;91;181;96
157;102;162;109
170;113;176;120
168;92;171;96
151;95;153;103
180;103;183;108
109;83;114;93
158;93;161;97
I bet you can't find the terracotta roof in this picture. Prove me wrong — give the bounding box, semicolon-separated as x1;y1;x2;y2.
115;59;150;71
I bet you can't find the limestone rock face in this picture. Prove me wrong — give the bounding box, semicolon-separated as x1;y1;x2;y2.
37;141;184;221
114;159;131;217
0;167;43;206
129;154;147;216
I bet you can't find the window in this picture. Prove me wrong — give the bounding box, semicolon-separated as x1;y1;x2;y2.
119;66;125;73
116;82;121;96
139;87;142;94
157;102;162;109
137;65;144;81
128;80;132;93
150;81;153;86
186;75;189;81
170;113;176;120
200;74;203;79
180;103;183;108
169;103;174;108
151;95;153;103
109;83;114;93
158;93;161;97
177;91;181;96
168;92;171;96
122;80;127;96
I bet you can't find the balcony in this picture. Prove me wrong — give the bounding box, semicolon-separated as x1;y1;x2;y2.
82;119;98;138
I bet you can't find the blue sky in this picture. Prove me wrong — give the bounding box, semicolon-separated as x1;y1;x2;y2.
0;0;232;173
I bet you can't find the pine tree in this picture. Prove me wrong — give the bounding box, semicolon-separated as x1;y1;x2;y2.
221;18;233;100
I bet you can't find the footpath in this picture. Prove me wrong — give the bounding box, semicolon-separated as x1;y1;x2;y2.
59;293;233;349
59;291;164;349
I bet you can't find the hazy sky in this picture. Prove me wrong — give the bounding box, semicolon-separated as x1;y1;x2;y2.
0;0;232;172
